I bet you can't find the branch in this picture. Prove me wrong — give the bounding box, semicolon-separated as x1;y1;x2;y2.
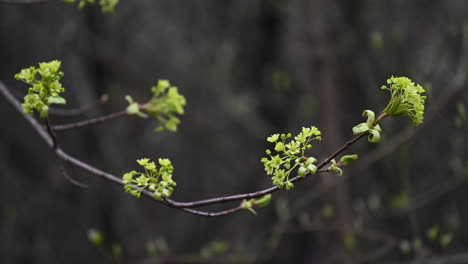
49;94;109;117
52;110;128;131
163;133;366;208
0;0;48;3
0;81;366;216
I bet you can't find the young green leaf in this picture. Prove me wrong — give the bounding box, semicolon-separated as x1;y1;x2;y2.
15;60;66;118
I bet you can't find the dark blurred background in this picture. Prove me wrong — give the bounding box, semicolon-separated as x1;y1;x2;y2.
1;0;468;263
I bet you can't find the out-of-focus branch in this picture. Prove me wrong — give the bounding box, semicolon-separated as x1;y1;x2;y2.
0;0;48;3
49;94;109;117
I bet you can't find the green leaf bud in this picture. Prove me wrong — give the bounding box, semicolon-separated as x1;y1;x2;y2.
252;194;272;207
285;181;294;190
267;134;280;142
307;164;317;174
298;166;307;177
327;159;343;176
352;123;370;134
367;129;381;143
305;157;317;165
340;154;358;165
241;200;257;215
274;142;285;152
362;110;376;126
87;229;104;246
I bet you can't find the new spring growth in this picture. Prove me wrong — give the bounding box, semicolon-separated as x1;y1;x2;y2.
125;80;187;132
15;60;66;118
381;76;426;126
261;126;321;190
352;110;383;143
122;158;176;200
326;155;358;176
352;76;426;143
241;194;272;215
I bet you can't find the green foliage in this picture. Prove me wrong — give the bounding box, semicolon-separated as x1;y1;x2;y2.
352;110;383;143
327;159;343;176
340;154;358;165
440;233;453;247
126;80;187;132
15;60;66;118
261;126;321;189
241;194;272;215
344;234;356;250
64;0;119;13
381;76;426;126
426;225;439;241
87;228;104;246
122;158;176;200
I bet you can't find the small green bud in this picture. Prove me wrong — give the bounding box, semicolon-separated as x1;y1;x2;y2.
352;123;370;134
367;129;381;143
307;164;317;174
267;134;280;142
241;199;257;215
426;225;439;241
252;194;272;207
87;229;104;246
440;233;453;247
340;154;358;165
327;159;343;176
305;157;317;165
298;166;307;177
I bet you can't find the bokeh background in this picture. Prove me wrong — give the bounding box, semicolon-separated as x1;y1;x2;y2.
1;1;468;263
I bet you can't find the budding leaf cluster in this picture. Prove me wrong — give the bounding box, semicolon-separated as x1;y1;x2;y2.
352;110;383;143
122;158;176;200
241;194;272;215
126;80;187;132
15;60;66;118
382;76;426;126
261;126;321;190
64;0;119;13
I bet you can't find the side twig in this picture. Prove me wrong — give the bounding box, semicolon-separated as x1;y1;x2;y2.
52;110;128;131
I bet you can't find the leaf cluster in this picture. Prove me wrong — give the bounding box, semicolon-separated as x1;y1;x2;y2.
382;76;426;126
122;158;177;200
261;126;321;189
15;60;66;118
126;80;187;132
352;110;383;143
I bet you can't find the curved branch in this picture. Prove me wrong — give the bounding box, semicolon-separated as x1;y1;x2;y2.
163;133;366;208
52;110;128;131
0;81;366;216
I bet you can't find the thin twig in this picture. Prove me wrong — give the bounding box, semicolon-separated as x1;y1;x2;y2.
49;94;109;117
52;110;128;131
44;117;58;149
59;165;88;188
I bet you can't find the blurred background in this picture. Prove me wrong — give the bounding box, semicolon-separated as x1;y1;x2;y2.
1;0;468;263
